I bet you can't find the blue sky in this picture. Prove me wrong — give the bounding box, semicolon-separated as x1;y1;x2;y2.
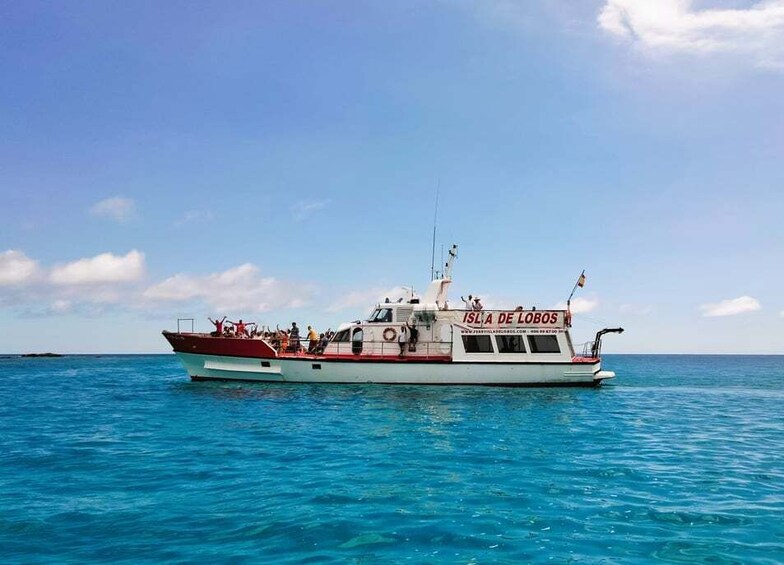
1;0;783;353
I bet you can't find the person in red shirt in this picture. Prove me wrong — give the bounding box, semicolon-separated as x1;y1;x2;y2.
227;319;247;337
208;316;226;337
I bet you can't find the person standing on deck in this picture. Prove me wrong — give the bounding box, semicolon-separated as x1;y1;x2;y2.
472;297;483;311
290;322;301;352
461;295;473;310
398;325;408;357
408;324;419;352
307;325;319;352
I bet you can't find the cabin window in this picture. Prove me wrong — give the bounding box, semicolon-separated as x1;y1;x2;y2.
351;328;364;355
527;335;560;353
332;330;350;343
462;335;494;353
368;308;393;323
496;335;526;353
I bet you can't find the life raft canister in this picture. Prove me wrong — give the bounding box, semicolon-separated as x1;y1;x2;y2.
383;328;397;342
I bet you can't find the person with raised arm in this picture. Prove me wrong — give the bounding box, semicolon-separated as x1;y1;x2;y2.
227;319;247;338
208;316;227;337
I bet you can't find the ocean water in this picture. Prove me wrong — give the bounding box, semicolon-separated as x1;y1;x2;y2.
1;355;783;564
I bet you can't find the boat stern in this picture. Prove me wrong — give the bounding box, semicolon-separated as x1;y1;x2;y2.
593;370;616;384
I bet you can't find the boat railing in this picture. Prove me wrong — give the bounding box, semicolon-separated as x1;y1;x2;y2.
176;318;195;333
581;340;600;359
580;328;624;359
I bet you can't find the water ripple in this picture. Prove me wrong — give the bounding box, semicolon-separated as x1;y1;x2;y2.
0;354;783;563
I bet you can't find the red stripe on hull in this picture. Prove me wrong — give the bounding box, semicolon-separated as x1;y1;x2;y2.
162;331;278;358
571;357;600;364
285;353;452;363
162;332;452;362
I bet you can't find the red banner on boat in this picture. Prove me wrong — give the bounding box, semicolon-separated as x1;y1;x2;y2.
460;310;563;328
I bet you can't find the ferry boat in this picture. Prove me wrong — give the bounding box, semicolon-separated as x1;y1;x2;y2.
163;246;623;387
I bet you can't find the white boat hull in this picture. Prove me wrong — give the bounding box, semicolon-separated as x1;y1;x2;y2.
175;352;614;387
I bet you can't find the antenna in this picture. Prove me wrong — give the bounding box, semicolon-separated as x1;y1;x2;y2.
430;180;440;280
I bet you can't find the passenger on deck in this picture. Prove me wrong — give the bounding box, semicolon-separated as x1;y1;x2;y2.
307;325;319;353
408;324;419;352
472;297;483;311
208;316;226;337
227;319;247;337
290;322;301;352
461;295;473;310
318;333;329;352
398;325;408;356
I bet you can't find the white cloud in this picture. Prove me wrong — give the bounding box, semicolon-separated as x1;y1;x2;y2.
555;296;599;314
0;250;39;285
700;295;761;317
143;263;312;313
174;209;214;228
780;309;784;318
89;196;136;222
50;250;145;285
290;199;330;222
598;0;784;67
0;249;145;314
326;286;409;313
0;250;313;319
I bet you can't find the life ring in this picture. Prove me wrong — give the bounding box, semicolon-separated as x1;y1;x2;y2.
383;327;397;342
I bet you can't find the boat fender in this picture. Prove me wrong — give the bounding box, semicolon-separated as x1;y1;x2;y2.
383;328;397;342
565;311;572;327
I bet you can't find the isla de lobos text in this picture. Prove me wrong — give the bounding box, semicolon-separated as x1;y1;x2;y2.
461;310;562;327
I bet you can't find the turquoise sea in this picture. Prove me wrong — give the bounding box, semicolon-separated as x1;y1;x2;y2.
1;354;782;564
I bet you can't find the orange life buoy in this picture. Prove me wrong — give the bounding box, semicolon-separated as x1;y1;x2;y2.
383;327;397;342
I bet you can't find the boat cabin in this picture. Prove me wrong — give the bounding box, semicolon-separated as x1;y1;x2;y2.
322;287;576;363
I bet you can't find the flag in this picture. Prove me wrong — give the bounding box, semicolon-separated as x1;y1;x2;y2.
577;273;586;288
